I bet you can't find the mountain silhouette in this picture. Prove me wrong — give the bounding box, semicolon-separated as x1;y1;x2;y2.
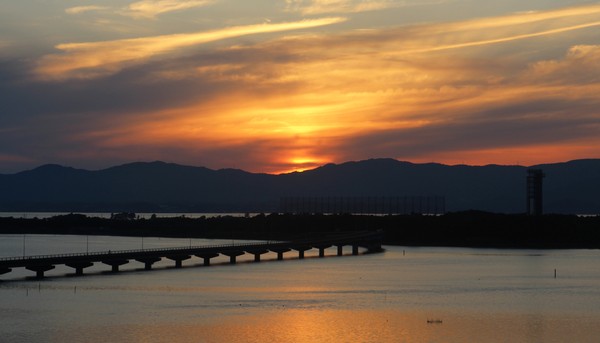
0;159;598;214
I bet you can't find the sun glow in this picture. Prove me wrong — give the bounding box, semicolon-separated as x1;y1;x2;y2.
281;156;331;173
3;2;600;172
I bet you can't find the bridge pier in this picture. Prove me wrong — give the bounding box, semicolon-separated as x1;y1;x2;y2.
314;244;331;258
102;259;129;272
367;243;383;253
270;248;290;260
196;253;219;266
292;246;311;259
26;265;55;278
222;251;244;264
0;231;384;280
166;255;191;268
135;257;161;270
66;262;93;276
246;249;268;262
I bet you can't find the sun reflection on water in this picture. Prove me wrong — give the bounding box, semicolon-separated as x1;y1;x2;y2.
57;309;600;343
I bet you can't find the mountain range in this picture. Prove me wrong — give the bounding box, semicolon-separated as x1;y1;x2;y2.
0;159;599;214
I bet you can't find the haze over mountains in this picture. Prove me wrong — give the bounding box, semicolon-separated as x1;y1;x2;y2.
0;159;598;214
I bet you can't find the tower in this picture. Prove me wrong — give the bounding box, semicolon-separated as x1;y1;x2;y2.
526;169;545;215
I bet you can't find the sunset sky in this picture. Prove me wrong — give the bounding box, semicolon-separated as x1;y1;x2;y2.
1;0;600;173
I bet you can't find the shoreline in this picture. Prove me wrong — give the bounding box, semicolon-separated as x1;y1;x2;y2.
1;211;599;249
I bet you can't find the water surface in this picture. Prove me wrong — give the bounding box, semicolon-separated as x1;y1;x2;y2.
1;235;599;342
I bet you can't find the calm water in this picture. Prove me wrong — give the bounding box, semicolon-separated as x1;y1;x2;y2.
1;235;600;342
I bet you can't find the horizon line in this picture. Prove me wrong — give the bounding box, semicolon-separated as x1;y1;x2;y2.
3;157;599;176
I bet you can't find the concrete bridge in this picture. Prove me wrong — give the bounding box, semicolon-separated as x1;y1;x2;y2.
0;231;383;279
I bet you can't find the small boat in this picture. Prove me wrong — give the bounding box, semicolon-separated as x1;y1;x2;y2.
427;319;443;324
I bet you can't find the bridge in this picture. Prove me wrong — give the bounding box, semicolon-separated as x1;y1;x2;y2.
0;231;383;279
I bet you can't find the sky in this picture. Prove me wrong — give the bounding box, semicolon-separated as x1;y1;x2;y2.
1;0;600;174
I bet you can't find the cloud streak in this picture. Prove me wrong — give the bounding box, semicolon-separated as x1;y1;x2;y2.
286;0;394;14
123;4;600;170
335;4;600;56
409;20;600;54
65;6;109;14
3;3;600;172
65;1;214;18
124;0;214;18
34;17;346;80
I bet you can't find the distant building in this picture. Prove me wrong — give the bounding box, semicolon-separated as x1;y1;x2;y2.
526;169;545;215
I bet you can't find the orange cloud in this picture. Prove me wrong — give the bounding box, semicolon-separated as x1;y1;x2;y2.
125;0;214;18
286;0;401;14
78;48;600;171
527;45;600;83
408;21;600;54
34;17;346;80
26;3;600;172
65;5;108;14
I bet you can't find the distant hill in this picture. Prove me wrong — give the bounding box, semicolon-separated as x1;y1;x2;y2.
0;159;599;214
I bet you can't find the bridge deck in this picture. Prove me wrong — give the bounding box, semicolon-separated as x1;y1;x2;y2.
0;231;383;278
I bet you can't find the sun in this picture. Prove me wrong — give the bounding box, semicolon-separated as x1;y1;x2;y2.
274;156;330;174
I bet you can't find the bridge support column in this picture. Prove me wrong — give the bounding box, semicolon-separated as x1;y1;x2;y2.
293;246;311;259
314;244;331;258
246;249;268;262
26;265;55;279
166;255;191;268
367;243;383;253
196;253;219;266
223;251;244;264
337;245;343;256
135;257;161;270
102;259;129;272
270;248;290;261
66;262;94;276
352;245;359;255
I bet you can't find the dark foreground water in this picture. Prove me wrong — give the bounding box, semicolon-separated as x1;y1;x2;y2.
1;235;599;342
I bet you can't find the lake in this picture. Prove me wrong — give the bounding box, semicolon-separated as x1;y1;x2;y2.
1;234;599;342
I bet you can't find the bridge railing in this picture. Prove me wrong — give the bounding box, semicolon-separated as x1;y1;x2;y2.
0;230;382;263
0;240;276;262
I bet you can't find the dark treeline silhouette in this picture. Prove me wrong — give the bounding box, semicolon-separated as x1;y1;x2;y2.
1;212;599;249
